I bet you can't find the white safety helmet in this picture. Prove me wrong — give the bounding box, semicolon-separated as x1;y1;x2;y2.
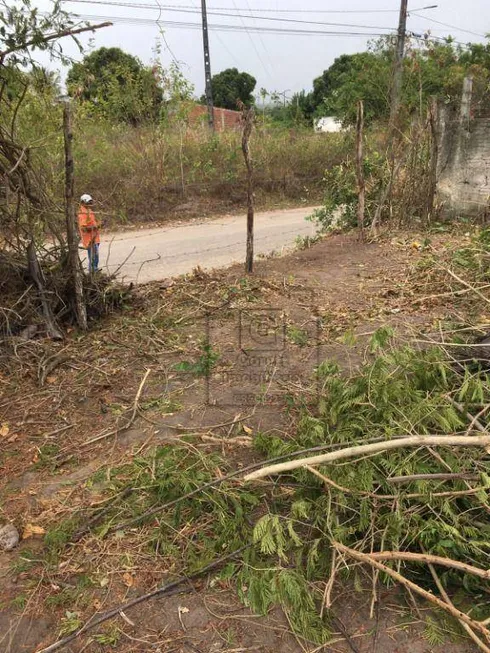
80;193;93;204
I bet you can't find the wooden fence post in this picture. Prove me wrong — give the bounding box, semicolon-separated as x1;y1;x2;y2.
241;106;255;274
356;100;365;239
63;101;87;330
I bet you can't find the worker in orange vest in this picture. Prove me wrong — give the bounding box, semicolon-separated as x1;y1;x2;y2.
78;194;100;273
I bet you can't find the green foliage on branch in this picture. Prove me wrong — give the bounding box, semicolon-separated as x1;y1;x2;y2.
249;333;490;625
0;0;76;66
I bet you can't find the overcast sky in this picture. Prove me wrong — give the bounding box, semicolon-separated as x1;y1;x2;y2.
37;0;490;97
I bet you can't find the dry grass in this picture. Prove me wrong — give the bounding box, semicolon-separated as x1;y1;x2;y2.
73;120;350;227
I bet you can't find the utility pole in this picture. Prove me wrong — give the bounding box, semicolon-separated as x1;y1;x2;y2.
389;0;409;128
278;89;290;108
201;0;214;131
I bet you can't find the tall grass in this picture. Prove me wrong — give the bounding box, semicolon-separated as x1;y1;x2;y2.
9;91;351;229
72;118;351;226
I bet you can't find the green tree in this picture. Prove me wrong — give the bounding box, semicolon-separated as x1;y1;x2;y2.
204;67;256;110
307;37;490;126
289;90;316;124
311;51;392;125
67;47;162;124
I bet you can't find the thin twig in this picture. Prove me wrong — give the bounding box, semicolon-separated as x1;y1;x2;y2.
387;472;478;484
447;397;489;435
80;368;151;447
320;549;337;619
442;266;490;307
36;545;250;653
427;561;490;652
160;413;252;432
334;542;490;639
367;551;490;580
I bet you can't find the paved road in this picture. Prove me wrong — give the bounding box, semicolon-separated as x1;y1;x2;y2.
98;206;319;283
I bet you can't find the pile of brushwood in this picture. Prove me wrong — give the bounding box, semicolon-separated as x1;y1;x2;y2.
0;246;129;338
42;329;490;651
0;2;124;342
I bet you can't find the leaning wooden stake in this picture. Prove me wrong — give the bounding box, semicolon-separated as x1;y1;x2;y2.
63;101;87;330
241;105;255;274
243;434;490;481
356;100;365;239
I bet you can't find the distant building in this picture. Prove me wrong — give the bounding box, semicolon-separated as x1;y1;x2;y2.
314;116;343;133
189;105;242;131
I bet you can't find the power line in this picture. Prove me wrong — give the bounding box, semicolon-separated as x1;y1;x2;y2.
230;0;272;82
152;0;181;64
186;0;240;68
409;33;469;48
212;29;241;66
66;14;390;37
63;1;438;13
410;12;486;39
63;1;399;31
242;0;276;79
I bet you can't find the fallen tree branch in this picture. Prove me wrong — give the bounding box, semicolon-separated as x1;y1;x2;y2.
36;545;249;653
305;464;483;500
80;368;151;447
244;435;490;481
387;472;478;484
71;486;134;543
447;397;489;436
333;542;490;640
160;413;253;432
367;551;490;580
200;434;252;446
38;351;70;387
442;266;490;308
427;559;490;653
0;22;112;60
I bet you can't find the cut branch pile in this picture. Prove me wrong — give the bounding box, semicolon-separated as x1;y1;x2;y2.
33;332;490;651
244;336;490;646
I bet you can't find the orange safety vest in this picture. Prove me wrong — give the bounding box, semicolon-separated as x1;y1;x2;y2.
78;205;100;248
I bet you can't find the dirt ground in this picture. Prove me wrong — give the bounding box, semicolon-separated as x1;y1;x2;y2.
0;230;484;652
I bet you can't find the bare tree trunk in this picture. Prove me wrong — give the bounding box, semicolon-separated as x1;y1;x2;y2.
356;100;365;239
241;107;255;274
63;102;87;330
27;240;63;340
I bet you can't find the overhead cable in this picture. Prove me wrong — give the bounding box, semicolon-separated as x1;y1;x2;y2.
410;12;486;39
62;0;397;31
67;13;390;37
62;1;439;13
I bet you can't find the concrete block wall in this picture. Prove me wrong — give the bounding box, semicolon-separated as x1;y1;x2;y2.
436;78;490;219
